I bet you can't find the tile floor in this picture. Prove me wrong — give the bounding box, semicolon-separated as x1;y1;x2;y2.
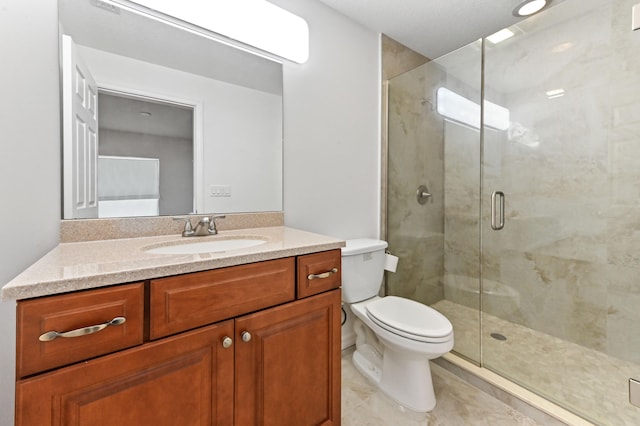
341;347;542;425
433;300;640;426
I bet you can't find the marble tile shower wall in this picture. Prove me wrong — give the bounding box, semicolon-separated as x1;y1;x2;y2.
387;63;446;306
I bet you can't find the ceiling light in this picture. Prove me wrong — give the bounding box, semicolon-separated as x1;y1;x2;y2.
139;111;152;117
545;88;565;99
513;0;549;17
116;0;309;63
487;28;515;44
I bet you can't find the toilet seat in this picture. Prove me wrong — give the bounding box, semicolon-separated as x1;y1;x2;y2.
366;296;453;343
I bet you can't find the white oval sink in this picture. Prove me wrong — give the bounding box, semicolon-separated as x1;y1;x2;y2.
145;238;266;255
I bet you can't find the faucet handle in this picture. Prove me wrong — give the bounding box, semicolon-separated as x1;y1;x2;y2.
173;217;195;237
209;215;226;235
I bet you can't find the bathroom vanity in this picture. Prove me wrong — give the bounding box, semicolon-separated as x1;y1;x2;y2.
4;226;343;425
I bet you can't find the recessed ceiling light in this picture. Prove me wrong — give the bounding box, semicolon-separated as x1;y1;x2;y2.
513;0;549;17
487;28;515;44
545;88;565;99
139;111;152;117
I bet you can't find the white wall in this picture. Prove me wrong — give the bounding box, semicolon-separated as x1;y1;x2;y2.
0;1;61;424
0;0;381;423
273;0;381;239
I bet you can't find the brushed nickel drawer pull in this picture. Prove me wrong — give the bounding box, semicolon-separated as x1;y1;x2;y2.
38;317;126;342
307;268;338;280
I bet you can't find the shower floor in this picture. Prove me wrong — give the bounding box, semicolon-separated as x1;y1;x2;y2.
432;299;640;426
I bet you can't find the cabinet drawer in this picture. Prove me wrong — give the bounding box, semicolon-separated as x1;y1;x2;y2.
150;257;295;339
16;283;144;378
297;250;341;298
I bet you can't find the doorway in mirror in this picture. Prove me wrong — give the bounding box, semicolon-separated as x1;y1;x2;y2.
98;92;195;217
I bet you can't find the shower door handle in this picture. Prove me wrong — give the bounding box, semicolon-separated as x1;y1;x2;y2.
491;191;505;231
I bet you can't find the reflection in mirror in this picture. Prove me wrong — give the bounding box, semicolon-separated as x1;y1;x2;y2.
59;0;283;219
98;92;194;217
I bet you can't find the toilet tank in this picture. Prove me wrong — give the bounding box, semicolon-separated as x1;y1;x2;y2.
341;239;388;303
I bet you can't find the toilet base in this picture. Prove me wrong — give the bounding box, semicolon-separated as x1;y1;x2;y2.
352;344;383;384
352;333;437;412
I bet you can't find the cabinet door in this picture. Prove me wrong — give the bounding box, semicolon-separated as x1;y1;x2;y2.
16;321;235;426
235;289;341;425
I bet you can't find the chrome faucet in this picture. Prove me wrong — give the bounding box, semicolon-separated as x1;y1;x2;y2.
173;215;226;237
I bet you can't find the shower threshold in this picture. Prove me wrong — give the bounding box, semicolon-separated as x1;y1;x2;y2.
435;354;590;425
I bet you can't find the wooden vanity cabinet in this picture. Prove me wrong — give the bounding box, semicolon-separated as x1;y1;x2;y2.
235;289;341;425
15;251;342;426
16;320;235;426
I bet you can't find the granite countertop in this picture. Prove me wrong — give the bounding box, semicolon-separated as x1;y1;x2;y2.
2;226;345;300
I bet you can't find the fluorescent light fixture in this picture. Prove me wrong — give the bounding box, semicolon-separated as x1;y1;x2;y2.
545;88;565;99
487;28;515;44
513;0;548;17
124;0;309;63
485;100;510;130
436;88;510;131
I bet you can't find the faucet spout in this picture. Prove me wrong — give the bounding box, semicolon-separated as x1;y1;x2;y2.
193;217;212;236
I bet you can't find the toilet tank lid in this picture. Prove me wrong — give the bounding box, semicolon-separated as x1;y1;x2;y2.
341;239;388;256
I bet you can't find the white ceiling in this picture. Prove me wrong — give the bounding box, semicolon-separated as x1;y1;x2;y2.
99;93;193;139
315;0;564;59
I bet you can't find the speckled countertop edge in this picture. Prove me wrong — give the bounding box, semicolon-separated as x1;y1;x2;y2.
2;226;345;301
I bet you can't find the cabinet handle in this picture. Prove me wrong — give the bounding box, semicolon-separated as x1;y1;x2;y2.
307;268;338;280
241;331;252;342
222;336;233;349
38;317;126;342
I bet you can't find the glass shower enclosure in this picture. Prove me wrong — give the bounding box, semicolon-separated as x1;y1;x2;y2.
386;0;640;424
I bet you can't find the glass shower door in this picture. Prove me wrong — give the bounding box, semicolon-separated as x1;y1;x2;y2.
386;42;482;364
481;0;640;423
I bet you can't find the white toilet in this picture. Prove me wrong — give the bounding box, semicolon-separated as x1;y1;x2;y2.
341;239;454;412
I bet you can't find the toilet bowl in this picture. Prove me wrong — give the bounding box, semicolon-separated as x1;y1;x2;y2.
341;239;454;412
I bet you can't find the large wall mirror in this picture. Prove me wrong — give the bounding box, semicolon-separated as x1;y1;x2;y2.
59;0;283;219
